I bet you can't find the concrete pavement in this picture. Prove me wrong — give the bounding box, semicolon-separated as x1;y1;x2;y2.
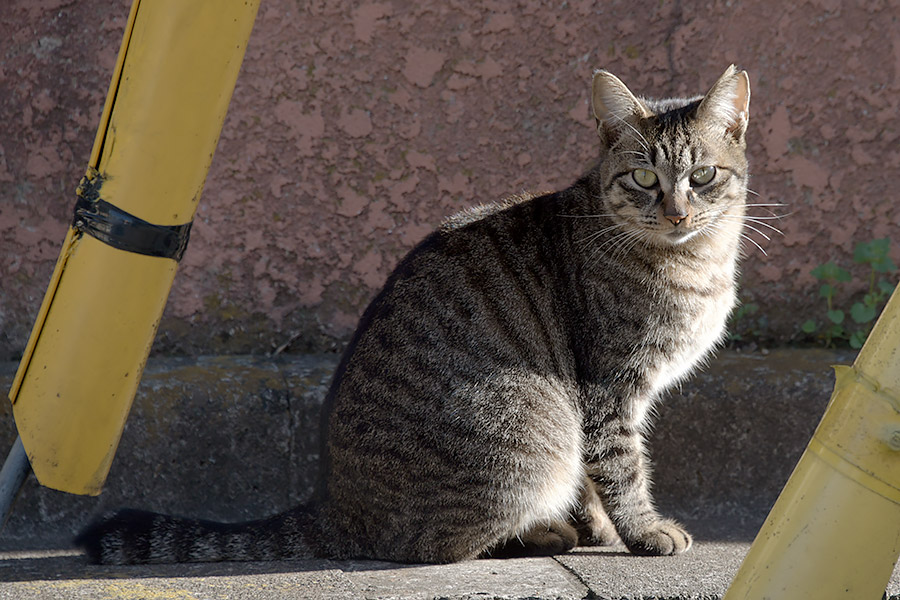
3;348;900;598
2;537;899;599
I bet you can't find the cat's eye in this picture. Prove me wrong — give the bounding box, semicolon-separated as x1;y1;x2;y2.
690;166;716;186
632;168;658;188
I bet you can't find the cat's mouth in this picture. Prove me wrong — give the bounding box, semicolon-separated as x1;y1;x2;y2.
658;227;702;245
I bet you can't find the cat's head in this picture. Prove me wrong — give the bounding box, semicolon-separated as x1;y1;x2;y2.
590;66;750;247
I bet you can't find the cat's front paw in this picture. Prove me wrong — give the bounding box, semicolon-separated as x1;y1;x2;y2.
624;520;692;556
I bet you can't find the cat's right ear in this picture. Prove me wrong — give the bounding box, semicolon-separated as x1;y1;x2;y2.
591;70;650;145
697;65;751;143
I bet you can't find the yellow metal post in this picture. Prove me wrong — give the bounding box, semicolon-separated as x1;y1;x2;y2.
7;0;260;496
725;286;900;598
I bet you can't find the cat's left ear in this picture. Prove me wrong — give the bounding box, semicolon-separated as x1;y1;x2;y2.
697;65;750;142
591;70;651;146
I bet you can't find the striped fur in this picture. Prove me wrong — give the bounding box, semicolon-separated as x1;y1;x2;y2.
77;66;751;564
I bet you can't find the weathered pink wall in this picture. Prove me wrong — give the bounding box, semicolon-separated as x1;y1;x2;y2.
2;0;899;359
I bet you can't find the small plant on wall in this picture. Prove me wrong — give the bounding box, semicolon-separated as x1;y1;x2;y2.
801;238;897;349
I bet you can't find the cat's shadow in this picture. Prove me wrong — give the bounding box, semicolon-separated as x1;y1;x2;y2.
0;546;644;582
0;550;351;582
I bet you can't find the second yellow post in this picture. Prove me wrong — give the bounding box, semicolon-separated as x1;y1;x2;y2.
725;287;900;598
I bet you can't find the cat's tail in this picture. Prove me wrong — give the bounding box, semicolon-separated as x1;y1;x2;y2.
74;505;322;565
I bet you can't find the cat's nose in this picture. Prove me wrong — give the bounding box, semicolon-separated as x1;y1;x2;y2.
662;194;691;226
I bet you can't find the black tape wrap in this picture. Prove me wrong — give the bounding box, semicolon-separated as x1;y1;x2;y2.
72;172;192;262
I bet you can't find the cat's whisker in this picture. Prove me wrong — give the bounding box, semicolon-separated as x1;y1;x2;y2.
738;222;772;242
743;217;784;236
584;232;620;263
588;230;632;264
736;213;790;221
739;232;768;256
605;239;635;267
617;150;651;161
707;219;763;258
719;215;784;236
607;230;638;261
579;232;612;251
620;132;651;154
632;230;653;255
751;208;787;220
741;200;791;221
611;228;650;264
589;227;641;267
699;221;720;241
761;210;792;221
576;223;628;248
560;213;619;219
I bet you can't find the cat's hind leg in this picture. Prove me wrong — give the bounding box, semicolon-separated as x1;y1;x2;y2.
484;474;619;557
570;475;620;547
416;431;585;563
485;521;578;558
325;375;586;563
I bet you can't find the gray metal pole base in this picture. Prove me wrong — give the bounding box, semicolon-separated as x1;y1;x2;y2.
0;436;31;535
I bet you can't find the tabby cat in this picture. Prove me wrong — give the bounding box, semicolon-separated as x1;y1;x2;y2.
77;65;752;564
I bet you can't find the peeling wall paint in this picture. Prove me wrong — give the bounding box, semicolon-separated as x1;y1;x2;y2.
2;0;899;359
